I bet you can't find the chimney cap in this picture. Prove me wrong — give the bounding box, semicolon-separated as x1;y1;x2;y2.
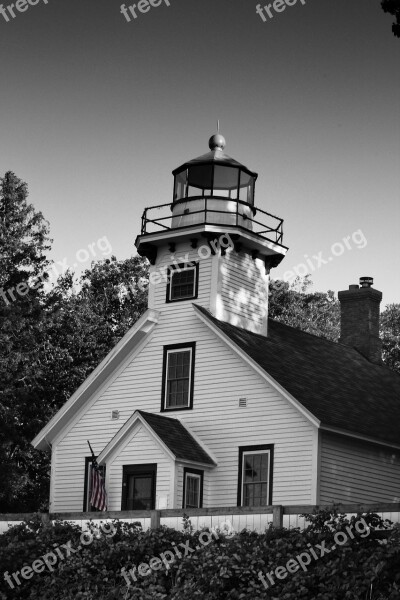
359;276;373;288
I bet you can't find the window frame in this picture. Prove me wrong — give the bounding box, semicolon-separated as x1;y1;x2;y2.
182;468;204;509
121;464;157;511
237;445;274;507
161;342;196;412
166;262;199;303
83;457;106;512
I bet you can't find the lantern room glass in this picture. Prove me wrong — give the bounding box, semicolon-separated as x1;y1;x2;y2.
173;164;255;206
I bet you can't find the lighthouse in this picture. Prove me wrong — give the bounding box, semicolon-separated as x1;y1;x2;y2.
135;133;288;335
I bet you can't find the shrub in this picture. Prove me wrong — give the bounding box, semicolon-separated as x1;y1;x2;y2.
0;510;399;600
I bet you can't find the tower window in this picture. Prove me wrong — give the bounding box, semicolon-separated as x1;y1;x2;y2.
166;262;199;302
161;343;195;411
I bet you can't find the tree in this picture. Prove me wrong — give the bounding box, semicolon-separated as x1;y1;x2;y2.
43;255;149;409
269;275;340;342
381;0;400;37
0;171;52;291
380;304;400;374
269;276;400;375
0;172;150;511
0;171;53;511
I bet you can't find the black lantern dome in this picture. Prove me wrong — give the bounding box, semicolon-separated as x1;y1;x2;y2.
172;135;258;206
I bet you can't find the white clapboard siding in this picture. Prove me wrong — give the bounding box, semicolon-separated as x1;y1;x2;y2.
52;293;316;511
219;251;267;327
51;233;315;512
150;243;269;333
107;423;174;511
319;432;400;504
150;243;213;313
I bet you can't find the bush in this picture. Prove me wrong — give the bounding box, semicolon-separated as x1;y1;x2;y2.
0;509;399;600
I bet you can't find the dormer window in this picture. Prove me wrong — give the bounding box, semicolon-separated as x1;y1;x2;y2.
167;262;199;302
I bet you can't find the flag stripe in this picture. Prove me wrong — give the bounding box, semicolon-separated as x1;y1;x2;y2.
90;461;107;511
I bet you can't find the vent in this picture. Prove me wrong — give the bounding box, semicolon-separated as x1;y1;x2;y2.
111;410;120;420
239;397;247;408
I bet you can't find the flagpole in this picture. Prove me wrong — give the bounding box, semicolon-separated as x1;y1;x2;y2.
87;440;96;461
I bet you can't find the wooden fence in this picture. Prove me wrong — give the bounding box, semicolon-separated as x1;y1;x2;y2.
1;502;400;535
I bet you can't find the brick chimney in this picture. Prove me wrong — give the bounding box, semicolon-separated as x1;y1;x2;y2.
338;277;382;364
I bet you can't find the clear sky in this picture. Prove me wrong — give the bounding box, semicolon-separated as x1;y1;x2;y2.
1;0;399;306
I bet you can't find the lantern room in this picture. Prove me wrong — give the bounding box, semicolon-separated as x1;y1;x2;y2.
173;134;257;205
171;134;257;230
136;132;287;268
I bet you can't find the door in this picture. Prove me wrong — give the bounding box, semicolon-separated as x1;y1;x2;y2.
122;464;157;510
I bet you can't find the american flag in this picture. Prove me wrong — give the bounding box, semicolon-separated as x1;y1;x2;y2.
88;442;107;511
90;459;107;511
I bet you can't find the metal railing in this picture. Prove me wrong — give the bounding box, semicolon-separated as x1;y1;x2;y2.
140;197;284;245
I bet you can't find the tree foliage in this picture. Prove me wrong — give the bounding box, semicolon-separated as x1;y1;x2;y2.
269;275;340;342
381;0;400;37
380;304;400;374
269;277;400;375
0;172;53;511
0;171;149;511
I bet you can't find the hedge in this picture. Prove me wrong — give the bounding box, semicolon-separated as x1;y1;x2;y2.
0;508;399;600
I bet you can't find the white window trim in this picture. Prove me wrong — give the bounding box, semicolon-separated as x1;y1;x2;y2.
241;450;271;506
164;347;193;409
184;472;201;509
169;265;197;301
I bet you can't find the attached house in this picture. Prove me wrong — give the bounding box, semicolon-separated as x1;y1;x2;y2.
32;134;400;512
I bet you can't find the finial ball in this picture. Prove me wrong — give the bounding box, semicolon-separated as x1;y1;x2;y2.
209;133;226;151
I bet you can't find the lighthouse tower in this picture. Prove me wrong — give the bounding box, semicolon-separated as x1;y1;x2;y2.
135;134;288;335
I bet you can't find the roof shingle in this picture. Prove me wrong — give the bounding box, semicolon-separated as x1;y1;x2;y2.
138;410;215;465
195;305;400;447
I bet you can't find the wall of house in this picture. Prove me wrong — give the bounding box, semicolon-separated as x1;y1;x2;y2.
217;250;268;333
319;432;400;504
148;240;269;334
50;238;317;511
148;241;213;313
106;423;174;511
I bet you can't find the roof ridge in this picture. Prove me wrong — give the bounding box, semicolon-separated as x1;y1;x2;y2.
194;304;391;370
138;409;180;423
194;304;340;347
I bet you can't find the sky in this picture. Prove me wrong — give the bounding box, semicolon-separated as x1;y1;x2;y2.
1;0;399;306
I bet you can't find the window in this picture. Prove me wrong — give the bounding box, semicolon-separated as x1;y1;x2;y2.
161;343;195;411
166;262;199;302
121;464;157;510
83;457;106;512
183;468;203;508
237;445;273;507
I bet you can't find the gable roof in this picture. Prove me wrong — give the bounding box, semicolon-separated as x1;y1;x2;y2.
139;411;216;465
97;410;216;467
194;305;400;448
